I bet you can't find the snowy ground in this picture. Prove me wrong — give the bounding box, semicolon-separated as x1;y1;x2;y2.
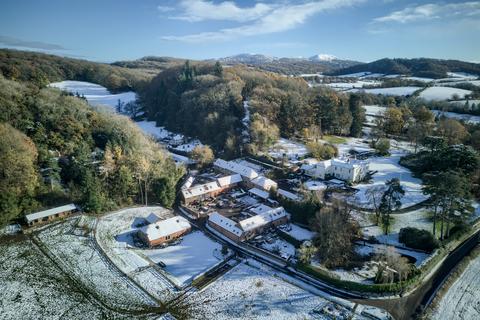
0;237;125;320
49;80;136;108
351;151;427;209
419;86;472;101
258;237;296;260
268;138;309;160
280;223;315;241
432;110;480;124
349;86;422;96
185;260;389;320
430;252;480;320
37;218;156;310
304;180;328;191
142;231;225;287
136;121;173;140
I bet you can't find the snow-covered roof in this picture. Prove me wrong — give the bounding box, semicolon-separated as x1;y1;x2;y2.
181;181;221;199
239;207;288;232
331;159;368;169
278;189;300;200
217;174;242;187
139;216;190;241
208;212;243;236
181;176;195;190
145;212;160;224
248;187;270;199
214;159;259;179
25;204;77;223
251;176;277;191
250;204;274;215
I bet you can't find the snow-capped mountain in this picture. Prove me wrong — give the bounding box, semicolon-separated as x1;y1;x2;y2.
309;54;338;62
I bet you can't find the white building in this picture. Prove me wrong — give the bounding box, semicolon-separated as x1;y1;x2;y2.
303;158;369;183
250;176;277;191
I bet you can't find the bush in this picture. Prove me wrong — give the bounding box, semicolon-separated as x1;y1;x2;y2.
399;227;439;252
374;138;390;156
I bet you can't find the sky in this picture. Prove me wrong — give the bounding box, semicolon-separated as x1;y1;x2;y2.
0;0;479;63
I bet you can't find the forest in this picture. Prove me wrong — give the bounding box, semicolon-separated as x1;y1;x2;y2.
0;74;183;227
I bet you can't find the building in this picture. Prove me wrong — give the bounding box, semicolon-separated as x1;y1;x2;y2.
180;174;243;204
181;181;221;204
207;206;289;242
214;159;259;180
138;216;191;247
249;175;278;191
25;204;77;226
303;158;369;183
239;205;289;240
208;212;244;242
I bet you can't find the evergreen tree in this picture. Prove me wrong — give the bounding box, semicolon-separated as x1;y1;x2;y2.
380;178;405;235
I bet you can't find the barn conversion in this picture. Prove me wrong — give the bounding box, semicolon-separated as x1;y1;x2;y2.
138;216;191;247
25;203;77;226
214;159;259;180
207;205;289;242
180;174;243;204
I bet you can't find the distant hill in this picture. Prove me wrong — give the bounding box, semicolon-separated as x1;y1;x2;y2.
328;58;480;79
212;53;361;75
0;49;151;91
111;56;187;77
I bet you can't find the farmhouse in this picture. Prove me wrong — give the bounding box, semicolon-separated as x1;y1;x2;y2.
25;203;77;226
303;158;369;183
138;216;191;247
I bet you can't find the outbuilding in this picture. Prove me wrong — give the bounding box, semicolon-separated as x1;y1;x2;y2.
138;216;191;247
25;204;77;226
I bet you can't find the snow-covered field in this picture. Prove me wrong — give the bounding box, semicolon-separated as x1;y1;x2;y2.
352;151;427;209
419;86;472;101
430;252;480;320
432;110;480;124
142;231;225;287
323;80;381;91
0;237;120;320
49;80;136;108
185;260;389;319
349;86;422;96
37;218;156;310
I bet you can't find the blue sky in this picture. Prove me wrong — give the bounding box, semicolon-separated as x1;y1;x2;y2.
0;0;479;62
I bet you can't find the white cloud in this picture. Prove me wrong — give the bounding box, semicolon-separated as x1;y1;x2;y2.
157;5;175;13
171;0;273;22
162;0;366;42
373;1;480;24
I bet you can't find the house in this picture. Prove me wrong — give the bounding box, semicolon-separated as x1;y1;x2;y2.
181;174;242;204
208;212;244;242
303;158;369;183
249;176;278;191
181;181;221;204
216;174;242;189
25;204;77;226
214;159;259;180
138;216;191;247
208;206;289;242
248;187;270;200
239;206;289;240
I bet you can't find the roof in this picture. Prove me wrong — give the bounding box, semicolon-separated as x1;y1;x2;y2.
251;176;277;191
248;187;270;199
250;204;274;215
331;159;369;169
25;204;77;223
145;212;160;224
181;181;220;199
278;188;300;200
181;176;195;190
139;216;190;241
208;212;243;236
239;207;288;232
217;174;242;187
214;159;259;179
